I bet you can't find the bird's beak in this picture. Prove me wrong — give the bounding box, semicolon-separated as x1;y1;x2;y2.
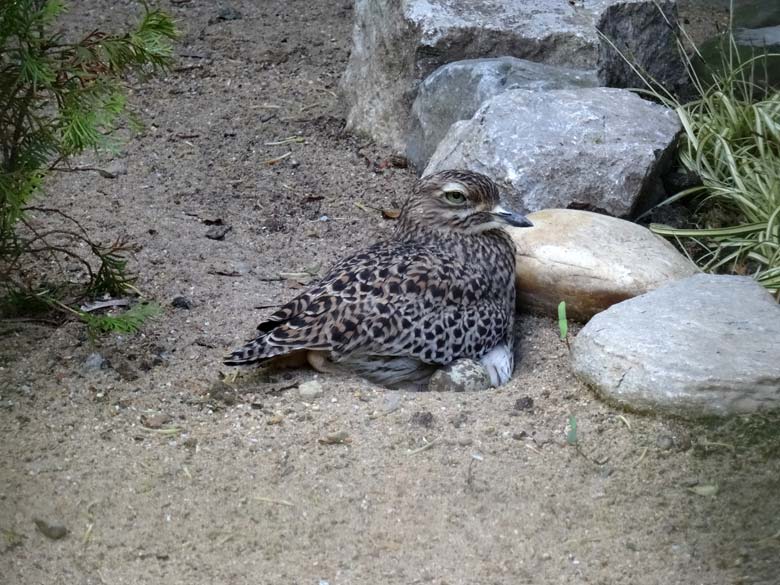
491;205;533;228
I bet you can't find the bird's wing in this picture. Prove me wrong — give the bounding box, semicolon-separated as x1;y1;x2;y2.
224;241;507;365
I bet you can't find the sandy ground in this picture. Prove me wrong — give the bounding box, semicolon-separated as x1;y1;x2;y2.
1;1;779;584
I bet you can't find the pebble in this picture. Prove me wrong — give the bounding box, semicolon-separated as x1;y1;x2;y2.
103;159;128;178
34;518;68;540
171;296;193;310
533;431;552;446
298;380;324;400
216;6;242;21
205;225;232;240
141;413;172;429
83;353;106;371
410;411;434;428
267;413;284;425
655;434;674;451
319;431;350;445
514;396;534;411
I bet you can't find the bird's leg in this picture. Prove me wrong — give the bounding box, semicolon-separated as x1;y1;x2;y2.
307;350;339;374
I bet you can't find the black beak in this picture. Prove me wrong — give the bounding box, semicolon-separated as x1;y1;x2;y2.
492;206;533;228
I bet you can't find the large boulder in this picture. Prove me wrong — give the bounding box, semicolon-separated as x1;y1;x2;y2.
509;209;699;321
571;274;780;417
341;0;684;153
407;57;598;171
425;87;681;217
596;0;688;94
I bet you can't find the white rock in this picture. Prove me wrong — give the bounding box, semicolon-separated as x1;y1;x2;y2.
509;209;698;321
571;274;780;417
298;380;324;400
425;87;681;217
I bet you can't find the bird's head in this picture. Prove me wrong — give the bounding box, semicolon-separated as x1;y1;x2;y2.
396;169;532;237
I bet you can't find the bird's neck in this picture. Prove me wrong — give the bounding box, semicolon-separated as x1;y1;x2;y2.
393;219;516;256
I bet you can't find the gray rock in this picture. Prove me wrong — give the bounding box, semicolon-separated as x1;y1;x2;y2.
83;353;106;371
571;274;780;417
341;0;684;152
509;209;698;321
34;518;68;540
407;57;598;171
428;359;492;392
298;380;324;401
734;26;780;87
735;25;780;47
425;87;681;217
597;0;688;96
171;296;193;310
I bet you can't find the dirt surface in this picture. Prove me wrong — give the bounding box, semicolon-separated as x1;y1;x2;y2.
2;1;779;584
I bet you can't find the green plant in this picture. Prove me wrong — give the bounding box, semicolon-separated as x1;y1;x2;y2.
566;414;578;446
650;70;780;296
0;0;176;330
600;2;780;300
557;301;568;341
57;299;162;338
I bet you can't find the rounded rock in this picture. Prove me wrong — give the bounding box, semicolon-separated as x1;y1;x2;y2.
510;209;699;321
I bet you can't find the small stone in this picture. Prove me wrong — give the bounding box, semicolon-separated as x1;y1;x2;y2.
656;434;674;451
514;397;534;411
512;431;528;440
205;225;232;240
428;359;492;392
533;431;552;446
298;380;324;400
318;431;350;444
34;518;68;540
171;296;193;310
83;353;106;371
410;411;434;428
102;159;128;178
208;380;237;405
141;413;172;429
267;413;284;425
674;433;693;452
216;6;242;21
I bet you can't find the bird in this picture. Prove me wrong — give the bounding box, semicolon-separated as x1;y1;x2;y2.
223;169;533;388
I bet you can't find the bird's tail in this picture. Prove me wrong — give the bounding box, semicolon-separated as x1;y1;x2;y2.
223;338;275;366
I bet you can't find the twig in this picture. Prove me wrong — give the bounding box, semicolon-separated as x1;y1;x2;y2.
616;415;632;431
525;443;541;455
699;440;736;452
80;298;132;312
635;446;648;465
253;496;294;507
261;152;291;165
0;317;62;327
265;136;305;146
408;437;441;455
50;165;118;178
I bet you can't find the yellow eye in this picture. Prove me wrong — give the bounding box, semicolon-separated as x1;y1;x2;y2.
444;191;466;205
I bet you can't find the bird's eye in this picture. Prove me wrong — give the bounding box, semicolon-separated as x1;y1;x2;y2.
443;191;466;205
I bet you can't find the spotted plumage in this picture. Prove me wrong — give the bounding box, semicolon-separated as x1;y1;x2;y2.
224;169;533;387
